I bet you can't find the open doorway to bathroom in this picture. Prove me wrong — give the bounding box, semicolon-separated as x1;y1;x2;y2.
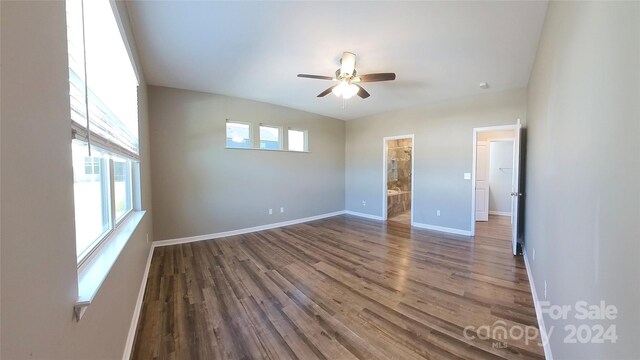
383;135;414;225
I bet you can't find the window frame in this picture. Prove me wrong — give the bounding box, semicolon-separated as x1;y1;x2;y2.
67;0;141;266
287;128;308;152
74;148;113;263
225;120;253;149
68;0;148;321
74;144;138;266
259;123;283;150
113;156;133;224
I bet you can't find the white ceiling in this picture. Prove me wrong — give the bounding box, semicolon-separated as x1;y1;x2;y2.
125;1;548;120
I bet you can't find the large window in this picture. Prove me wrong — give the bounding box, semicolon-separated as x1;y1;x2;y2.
259;125;282;150
67;0;139;263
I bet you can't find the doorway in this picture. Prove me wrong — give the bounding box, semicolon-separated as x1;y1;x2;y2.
471;124;522;255
383;135;414;225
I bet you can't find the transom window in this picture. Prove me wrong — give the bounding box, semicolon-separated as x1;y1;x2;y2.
225;121;308;152
288;129;307;152
226;121;252;148
259;125;282;150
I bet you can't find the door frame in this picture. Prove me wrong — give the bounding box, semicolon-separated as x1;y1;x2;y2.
471;123;522;254
382;134;415;224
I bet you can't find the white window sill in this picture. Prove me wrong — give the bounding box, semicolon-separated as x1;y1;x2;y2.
74;210;146;321
224;147;310;153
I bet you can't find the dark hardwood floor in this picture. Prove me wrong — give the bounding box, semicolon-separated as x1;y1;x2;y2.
475;215;513;241
132;215;544;359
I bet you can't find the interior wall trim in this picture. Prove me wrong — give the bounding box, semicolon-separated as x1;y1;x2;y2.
344;210;385;221
152;210;347;248
523;248;555;360
411;221;472;236
489;211;512;216
122;244;155;360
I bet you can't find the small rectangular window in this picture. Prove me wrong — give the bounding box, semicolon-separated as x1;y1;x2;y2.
260;125;282;150
226;121;252;148
288;129;307;152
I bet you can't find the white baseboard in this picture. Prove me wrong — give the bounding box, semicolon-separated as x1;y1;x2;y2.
122;245;155;360
489;211;512;217
411;222;472;236
344;210;384;221
523;248;554;360
152;210;346;248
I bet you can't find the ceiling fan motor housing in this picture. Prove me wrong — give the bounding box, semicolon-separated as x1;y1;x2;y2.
339;52;357;77
336;68;357;81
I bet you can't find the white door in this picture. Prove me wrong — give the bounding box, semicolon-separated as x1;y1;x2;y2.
475;141;489;221
510;125;523;255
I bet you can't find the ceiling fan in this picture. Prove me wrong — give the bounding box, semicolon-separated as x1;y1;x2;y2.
297;52;396;100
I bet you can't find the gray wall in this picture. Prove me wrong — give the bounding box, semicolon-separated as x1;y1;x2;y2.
148;86;345;241
1;1;153;359
525;1;640;359
346;88;527;232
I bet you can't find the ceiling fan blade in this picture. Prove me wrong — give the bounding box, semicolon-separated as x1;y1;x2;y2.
355;85;370;99
359;73;396;82
317;85;337;97
297;74;334;80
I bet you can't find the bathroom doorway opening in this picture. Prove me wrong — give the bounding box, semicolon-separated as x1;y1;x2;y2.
383;135;414;225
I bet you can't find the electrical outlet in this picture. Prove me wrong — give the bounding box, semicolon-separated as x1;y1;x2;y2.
544;280;547;299
280;207;284;213
436;210;441;216
362;200;366;206
269;208;273;215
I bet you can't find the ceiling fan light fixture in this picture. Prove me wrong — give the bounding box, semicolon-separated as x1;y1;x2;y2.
332;81;348;97
298;52;396;100
343;84;359;99
340;52;356;77
332;81;359;99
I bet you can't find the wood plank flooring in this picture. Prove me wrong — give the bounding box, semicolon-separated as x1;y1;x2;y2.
475;215;512;241
132;215;544;360
388;210;411;225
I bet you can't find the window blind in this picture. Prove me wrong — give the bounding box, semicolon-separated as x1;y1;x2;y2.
67;0;139;160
